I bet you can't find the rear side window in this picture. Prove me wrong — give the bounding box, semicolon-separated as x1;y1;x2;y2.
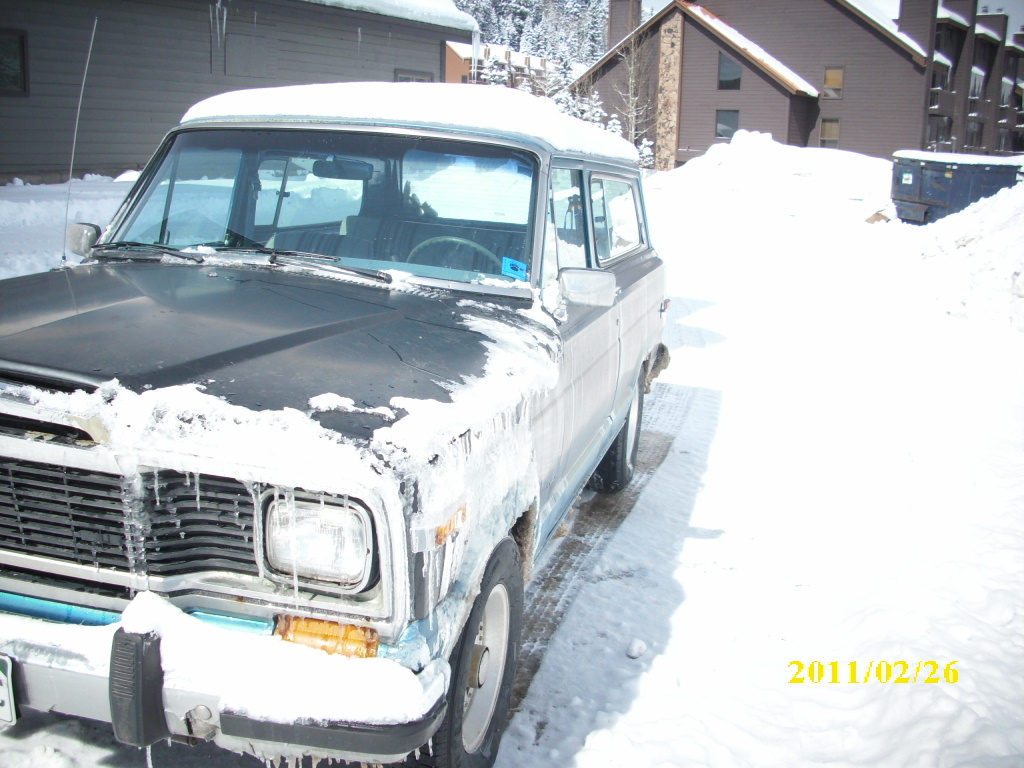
590;177;642;262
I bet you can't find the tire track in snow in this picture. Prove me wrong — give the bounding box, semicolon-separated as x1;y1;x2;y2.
511;379;697;709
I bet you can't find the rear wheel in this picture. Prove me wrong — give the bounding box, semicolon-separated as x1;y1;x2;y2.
431;538;523;768
588;373;644;493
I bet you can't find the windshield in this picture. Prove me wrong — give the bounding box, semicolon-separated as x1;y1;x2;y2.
111;129;538;285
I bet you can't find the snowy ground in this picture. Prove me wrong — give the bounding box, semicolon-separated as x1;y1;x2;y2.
1;132;1022;767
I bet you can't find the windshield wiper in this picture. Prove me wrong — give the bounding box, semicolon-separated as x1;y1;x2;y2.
212;246;392;284
92;241;205;263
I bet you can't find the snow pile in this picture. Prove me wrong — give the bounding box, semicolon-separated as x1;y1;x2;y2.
496;130;1024;768
645;130;893;248
914;182;1024;329
0;177;131;279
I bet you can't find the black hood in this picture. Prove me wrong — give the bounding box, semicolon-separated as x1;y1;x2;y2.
0;262;527;441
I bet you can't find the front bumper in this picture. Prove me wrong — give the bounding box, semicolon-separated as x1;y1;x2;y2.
0;595;447;764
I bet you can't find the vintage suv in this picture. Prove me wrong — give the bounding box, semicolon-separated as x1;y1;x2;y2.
0;83;666;766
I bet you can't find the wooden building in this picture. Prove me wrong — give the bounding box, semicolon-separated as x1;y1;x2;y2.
587;0;1024;168
0;0;477;182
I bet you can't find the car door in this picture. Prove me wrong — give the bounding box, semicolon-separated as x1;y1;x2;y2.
588;173;663;415
533;166;619;543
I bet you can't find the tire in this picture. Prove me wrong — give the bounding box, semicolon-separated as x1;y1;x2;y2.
431;538;523;768
588;373;644;493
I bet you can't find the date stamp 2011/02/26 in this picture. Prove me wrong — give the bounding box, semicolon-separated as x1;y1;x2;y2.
788;661;959;684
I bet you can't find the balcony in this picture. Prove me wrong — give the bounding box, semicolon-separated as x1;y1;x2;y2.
928;89;956;113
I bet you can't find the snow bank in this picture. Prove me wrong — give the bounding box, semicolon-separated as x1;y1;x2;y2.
497;129;1024;768
645;130;893;249
0;178;131;280
912;182;1024;329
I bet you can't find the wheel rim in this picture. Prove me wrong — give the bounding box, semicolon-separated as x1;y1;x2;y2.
462;583;510;754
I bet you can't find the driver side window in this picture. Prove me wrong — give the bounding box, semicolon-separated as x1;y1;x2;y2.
542;168;589;286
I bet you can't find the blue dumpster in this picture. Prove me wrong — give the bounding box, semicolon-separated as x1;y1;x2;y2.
891;151;1022;223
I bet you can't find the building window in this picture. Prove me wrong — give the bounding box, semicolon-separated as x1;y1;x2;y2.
965;121;983;148
822;67;844;99
715;110;739;139
820;118;840;148
395;69;433;83
927;115;952;147
1000;77;1012;108
0;29;28;95
998;127;1011;152
718;52;741;90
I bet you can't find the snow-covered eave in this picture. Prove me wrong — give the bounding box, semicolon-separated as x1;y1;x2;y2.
294;0;478;33
576;1;818;98
974;23;1002;42
836;0;928;65
933;51;953;68
937;6;969;27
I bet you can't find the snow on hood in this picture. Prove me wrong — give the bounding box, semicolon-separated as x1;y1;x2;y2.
181;82;640;163
1;296;561;550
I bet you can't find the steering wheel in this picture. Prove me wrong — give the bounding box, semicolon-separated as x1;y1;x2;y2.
406;236;502;273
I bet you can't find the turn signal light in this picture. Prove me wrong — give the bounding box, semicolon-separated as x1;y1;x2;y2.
275;615;379;658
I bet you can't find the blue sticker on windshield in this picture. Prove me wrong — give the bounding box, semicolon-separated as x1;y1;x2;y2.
502;257;528;281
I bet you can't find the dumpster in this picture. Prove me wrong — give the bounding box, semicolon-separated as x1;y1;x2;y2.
891;150;1022;223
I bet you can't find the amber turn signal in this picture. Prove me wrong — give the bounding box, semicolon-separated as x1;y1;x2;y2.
275;615;379;658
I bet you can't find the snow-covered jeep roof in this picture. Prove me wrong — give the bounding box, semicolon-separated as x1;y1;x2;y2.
180;82;639;164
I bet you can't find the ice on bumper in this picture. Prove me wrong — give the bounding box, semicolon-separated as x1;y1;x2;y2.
0;591;445;726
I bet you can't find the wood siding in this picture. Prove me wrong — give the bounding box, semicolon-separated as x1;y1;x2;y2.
0;0;470;180
688;0;927;158
676;14;798;162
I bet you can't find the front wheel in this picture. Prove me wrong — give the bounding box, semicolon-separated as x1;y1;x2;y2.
431;538;523;768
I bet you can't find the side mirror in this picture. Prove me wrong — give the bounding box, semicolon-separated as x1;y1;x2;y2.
68;223;101;256
558;268;617;307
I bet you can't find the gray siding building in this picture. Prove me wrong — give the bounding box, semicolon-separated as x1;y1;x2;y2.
587;0;1024;168
0;0;477;182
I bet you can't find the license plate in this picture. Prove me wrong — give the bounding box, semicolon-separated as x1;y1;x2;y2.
0;653;15;726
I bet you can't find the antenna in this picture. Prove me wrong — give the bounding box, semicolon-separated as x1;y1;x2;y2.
62;17;98;267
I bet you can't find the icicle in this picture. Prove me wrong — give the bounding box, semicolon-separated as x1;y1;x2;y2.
248;483;267;579
144;744;154;768
287;490;300;605
195;472;202;512
121;474;151;595
471;30;481;83
357;26;362;54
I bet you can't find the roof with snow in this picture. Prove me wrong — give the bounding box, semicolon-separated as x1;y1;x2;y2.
584;1;819;97
840;0;927;61
447;41;556;74
180;82;639;163
294;0;478;32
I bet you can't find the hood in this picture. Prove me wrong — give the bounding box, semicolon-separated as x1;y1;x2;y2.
0;262;522;441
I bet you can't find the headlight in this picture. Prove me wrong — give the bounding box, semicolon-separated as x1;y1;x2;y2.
265;494;374;592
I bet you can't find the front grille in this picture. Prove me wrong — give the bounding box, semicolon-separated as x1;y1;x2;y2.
0;457;258;577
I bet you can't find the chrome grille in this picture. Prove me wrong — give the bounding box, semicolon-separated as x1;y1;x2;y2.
0;457;258;576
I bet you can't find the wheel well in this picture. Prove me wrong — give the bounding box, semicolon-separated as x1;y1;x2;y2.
510;504;537;584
